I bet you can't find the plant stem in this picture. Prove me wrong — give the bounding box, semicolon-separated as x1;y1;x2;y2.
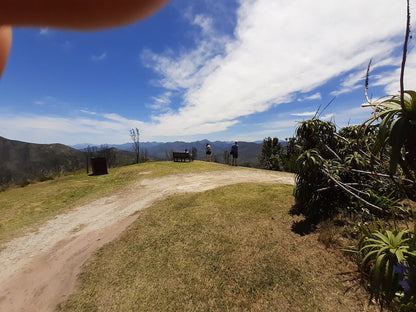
350;168;415;184
400;0;411;108
324;144;342;160
321;170;386;214
365;59;372;105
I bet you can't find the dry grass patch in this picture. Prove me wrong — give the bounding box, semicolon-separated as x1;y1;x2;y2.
0;161;228;246
58;184;377;312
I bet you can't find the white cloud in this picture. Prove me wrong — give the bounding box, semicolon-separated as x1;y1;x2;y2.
344;105;374;118
0;109;238;144
80;110;97;115
192;14;214;34
253;118;302;139
298;93;322;102
290;111;316;117
331;71;366;96
0;113;146;144
141;29;227;92
259;118;299;130
146;92;173;112
91;52;107;62
39;28;49;35
32;96;59;107
321;113;335;121
140;0;411;139
330;51;416;97
372;48;416;95
0;104;375;145
322;104;375;129
6;1;415;145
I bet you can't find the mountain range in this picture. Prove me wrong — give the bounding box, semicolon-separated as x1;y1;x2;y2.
0;137;265;187
71;140;263;165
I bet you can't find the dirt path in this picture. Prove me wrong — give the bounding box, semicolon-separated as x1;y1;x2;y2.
0;169;295;312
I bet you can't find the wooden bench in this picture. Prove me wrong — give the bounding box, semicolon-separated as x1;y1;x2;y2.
173;152;193;162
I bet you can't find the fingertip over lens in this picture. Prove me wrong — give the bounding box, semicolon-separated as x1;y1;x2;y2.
0;26;12;78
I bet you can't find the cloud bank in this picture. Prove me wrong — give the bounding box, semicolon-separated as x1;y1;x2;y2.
3;0;416;144
140;0;413;139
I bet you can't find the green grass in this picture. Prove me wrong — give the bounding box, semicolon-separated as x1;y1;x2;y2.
58;183;323;312
0;161;229;246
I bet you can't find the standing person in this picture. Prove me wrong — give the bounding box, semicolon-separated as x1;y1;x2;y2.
230;141;239;166
205;143;212;162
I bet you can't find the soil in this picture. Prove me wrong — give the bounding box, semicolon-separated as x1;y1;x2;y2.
0;169;377;312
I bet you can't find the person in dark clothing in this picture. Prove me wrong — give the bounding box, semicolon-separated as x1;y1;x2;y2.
230;141;239;166
205;143;212;162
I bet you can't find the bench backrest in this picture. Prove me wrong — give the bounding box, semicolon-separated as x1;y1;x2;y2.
173;152;191;158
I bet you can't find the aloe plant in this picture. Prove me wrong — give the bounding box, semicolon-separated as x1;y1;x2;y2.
363;91;416;180
344;151;368;170
358;227;416;303
363;190;403;214
296;118;337;155
296;149;324;173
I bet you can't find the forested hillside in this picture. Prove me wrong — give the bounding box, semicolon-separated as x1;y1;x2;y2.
0;136;85;186
0;137;136;187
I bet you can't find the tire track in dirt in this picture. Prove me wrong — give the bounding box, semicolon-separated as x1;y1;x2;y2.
0;169;294;312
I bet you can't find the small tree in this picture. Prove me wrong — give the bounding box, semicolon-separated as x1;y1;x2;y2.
130;128;140;164
259;137;283;170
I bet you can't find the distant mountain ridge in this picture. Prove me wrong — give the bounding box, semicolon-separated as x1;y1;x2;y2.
0;137;264;187
72;139;284;153
71;142;162;151
71;140;263;166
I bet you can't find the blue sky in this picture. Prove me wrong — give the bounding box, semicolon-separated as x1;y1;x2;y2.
0;0;415;145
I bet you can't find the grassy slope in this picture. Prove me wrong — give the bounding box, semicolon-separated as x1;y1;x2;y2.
58;184;375;312
1;162;376;311
0;161;227;246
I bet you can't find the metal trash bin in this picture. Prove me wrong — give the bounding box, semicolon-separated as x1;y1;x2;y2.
90;157;108;175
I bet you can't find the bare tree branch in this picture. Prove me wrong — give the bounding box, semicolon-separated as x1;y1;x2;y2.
321;170;386;214
316;183;371;193
130;128;140;164
350;168;415;184
324;144;342;160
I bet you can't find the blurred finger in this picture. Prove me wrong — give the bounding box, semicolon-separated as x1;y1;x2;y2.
0;0;169;30
0;26;12;78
